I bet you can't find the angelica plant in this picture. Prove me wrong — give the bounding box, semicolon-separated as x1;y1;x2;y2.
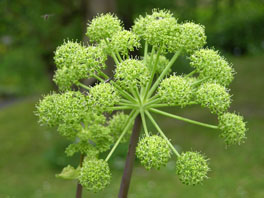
36;9;247;197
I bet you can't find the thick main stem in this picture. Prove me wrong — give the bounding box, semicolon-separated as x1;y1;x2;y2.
76;154;84;198
118;115;142;198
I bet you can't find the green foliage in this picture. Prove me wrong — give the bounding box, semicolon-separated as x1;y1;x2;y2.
136;135;171;170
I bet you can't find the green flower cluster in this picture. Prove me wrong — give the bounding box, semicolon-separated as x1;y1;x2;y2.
196;83;231;114
157;75;194;107
218;113;247;145
190;49;235;86
79;158;111;192
136;135;171;170
115;59;151;88
175;152;209;185
54;41;106;90
36;8;247;194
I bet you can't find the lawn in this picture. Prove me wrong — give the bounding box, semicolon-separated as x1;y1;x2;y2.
0;54;263;198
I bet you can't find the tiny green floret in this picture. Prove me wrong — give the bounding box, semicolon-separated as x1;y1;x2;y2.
176;151;209;185
218;112;247;145
79;158;111;193
136;135;172;170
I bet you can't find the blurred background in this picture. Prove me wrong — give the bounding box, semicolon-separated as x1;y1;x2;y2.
0;0;264;197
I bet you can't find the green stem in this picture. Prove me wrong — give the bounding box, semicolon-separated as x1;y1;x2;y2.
145;111;180;157
143;41;148;65
77;82;90;91
144;48;161;100
112;52;120;65
149;108;219;129
147;50;182;99
116;51;123;62
191;77;210;86
140;111;149;136
105;110;139;161
185;69;197;77
108;106;135;111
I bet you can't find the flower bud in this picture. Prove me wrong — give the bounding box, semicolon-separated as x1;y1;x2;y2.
196;83;231;114
175;151;209;185
79;159;111;192
136;135;171;170
157;75;194;107
190;49;235;86
218;112;247;145
86;13;123;43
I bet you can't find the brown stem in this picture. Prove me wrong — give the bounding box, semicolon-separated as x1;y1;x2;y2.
76;154;85;198
118;115;142;198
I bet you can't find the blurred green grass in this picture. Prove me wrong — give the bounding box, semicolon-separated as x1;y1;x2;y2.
0;54;264;198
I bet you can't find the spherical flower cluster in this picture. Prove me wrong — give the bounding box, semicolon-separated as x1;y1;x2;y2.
157;75;194;107
175;151;209;185
88;83;120;112
114;59;151;88
86;13;123;43
53;41;88;90
36;91;88;138
190;49;235;86
53;41;107;90
196;83;231;114
136;135;171;170
218;113;247;145
36;91;87;125
110;30;141;56
132;9;174;40
145;53;170;74
79;158;111;192
176;22;206;54
108;112;132;143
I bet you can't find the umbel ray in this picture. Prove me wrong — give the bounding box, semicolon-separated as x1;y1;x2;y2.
36;9;247;197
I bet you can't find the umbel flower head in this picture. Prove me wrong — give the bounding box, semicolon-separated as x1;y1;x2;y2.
157;75;194;107
79;158;111;192
190;49;235;86
36;8;248;193
136;135;171;170
218;112;247;145
175;151;209;185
